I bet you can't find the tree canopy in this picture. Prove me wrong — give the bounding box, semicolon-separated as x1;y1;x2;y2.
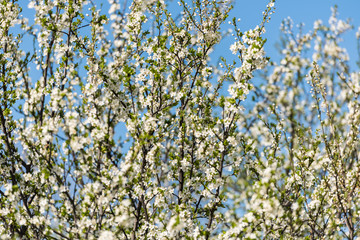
0;0;359;239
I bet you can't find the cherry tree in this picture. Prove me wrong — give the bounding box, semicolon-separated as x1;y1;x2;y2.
0;0;359;239
223;7;360;239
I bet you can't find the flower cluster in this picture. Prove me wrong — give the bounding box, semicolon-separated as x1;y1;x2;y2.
1;0;359;239
223;6;360;239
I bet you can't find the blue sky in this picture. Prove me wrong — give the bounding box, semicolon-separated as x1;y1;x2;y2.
232;0;360;65
20;0;360;66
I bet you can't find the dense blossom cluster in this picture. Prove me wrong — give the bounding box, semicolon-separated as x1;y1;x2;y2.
223;7;360;239
0;0;359;239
